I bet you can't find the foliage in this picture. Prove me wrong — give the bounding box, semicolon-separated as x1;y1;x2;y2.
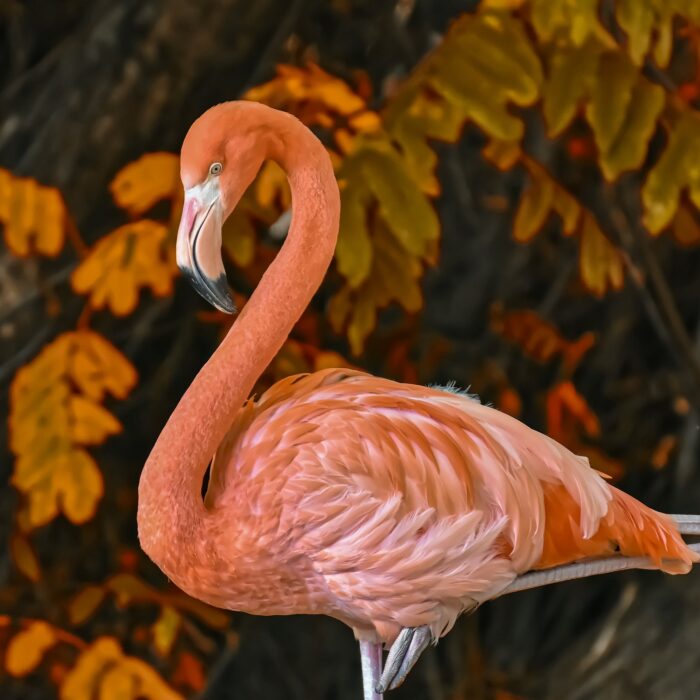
2;0;700;697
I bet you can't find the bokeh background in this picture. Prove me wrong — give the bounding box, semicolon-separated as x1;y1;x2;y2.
2;0;700;698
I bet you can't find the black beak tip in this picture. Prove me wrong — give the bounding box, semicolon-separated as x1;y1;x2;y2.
180;266;236;314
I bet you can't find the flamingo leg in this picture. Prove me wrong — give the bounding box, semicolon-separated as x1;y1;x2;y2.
376;626;432;693
359;639;383;700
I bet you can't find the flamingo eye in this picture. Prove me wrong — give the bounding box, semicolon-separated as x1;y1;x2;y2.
209;162;223;176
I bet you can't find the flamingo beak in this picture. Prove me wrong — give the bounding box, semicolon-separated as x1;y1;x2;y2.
176;181;235;314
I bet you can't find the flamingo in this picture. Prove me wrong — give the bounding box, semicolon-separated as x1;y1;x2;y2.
137;101;700;699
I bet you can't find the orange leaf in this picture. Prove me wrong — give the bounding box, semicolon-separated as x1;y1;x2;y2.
0;168;67;257
72;220;177;316
546;381;600;443
244;64;370;129
492;306;595;373
651;435;677;470
9;534;41;582
9;331;136;529
110;153;180;216
5;621;57;677
671;204;700;246
60;637;183;700
172;652;206;691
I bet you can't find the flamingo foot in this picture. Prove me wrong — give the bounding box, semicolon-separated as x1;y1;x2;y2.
375;625;432;693
359;639;383;700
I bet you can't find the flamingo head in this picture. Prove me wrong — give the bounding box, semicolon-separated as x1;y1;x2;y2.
176;102;269;313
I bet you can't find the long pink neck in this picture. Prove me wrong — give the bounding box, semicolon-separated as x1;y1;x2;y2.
137;111;340;571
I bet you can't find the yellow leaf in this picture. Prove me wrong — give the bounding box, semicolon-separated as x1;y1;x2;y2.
643;112;700;234
351;142;439;257
255;160;291;210
579;214;624;296
69;586;107;625
586;52;638;155
152;606;182;657
60;637;183;700
6;621;57;677
514;160;581;241
332;221;424;355
616;0;654;65
513;170;554;242
542;38;602;137
110;153;180;216
531;0;602;47
347;294;378;357
72;220;177;316
222;209;256;268
652;15;673;68
10;534;41;582
335;181;372;288
9;331;135;529
600;76;664;180
0;168;67;257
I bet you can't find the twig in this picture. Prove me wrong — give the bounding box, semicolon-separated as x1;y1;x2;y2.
0;322;54;385
0;264;74;324
609;200;700;411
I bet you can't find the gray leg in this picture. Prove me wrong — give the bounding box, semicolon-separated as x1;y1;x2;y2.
359;639;383;700
376;626;432;693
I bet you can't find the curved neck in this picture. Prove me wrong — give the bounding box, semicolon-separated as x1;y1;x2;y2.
137;111;340;571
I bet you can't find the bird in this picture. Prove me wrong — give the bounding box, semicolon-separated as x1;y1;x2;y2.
138;101;700;699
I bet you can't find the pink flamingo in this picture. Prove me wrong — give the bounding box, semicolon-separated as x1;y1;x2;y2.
138;101;700;698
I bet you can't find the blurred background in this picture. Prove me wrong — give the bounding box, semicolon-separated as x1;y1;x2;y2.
2;0;700;698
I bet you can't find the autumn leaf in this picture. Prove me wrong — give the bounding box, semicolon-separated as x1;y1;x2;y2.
69;586;108;626
385;10;542;193
152;606;182;657
643;111;700;234
222;160;291;269
9;331;136;529
585;51;664;180
546;381;622;478
530;0;603;47
245;63;380;136
110;152;180;217
329;218;427;355
0;169;68;257
614;0;700;67
10;534;41;582
578;214;625;296
71;220;177;315
106;573;230;629
60;637;183;700
546;380;600;442
542;38;603;137
172;652;206;692
491;305;595;373
5;621;57;677
510;158;623;296
671;203;700;246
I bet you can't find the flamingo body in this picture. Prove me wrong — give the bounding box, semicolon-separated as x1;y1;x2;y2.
155;367;695;645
